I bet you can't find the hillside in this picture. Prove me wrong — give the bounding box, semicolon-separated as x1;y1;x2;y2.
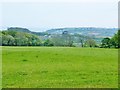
7;27;47;36
6;27;118;44
8;27;31;33
45;27;118;38
7;27;118;38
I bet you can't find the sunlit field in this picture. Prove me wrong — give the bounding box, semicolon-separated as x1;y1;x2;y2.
2;47;118;88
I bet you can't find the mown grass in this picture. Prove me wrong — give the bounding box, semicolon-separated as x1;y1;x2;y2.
2;47;118;88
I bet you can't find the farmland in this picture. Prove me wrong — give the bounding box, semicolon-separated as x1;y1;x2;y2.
2;47;118;88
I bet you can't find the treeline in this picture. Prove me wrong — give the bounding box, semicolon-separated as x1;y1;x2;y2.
0;30;119;48
0;30;97;47
100;30;120;48
1;30;41;46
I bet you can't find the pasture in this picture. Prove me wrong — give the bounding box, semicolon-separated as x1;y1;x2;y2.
2;47;118;88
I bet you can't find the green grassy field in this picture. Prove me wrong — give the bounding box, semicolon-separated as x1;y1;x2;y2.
2;47;118;88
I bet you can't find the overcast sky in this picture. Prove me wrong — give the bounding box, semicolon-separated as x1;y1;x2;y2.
0;0;118;31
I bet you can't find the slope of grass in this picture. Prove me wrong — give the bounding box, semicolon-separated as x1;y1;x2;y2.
2;47;118;88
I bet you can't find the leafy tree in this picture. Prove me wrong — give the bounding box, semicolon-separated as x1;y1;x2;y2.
51;35;64;46
2;31;8;35
51;34;73;47
74;34;88;47
1;30;42;46
31;35;41;46
7;35;15;46
14;32;27;46
62;34;73;47
118;30;120;48
101;37;111;48
44;39;54;46
67;34;73;47
85;39;96;47
2;35;15;46
111;30;120;48
0;32;2;46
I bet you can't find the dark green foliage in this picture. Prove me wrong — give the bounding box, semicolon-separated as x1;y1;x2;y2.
44;39;54;46
1;30;41;46
101;37;111;48
112;30;120;48
7;30;17;37
100;30;120;48
0;32;2;46
118;30;120;48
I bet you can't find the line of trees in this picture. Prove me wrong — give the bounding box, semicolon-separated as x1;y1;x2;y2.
0;30;97;47
1;30;41;46
100;30;120;48
0;30;119;48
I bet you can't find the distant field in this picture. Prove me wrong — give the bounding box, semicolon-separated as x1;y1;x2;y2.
2;47;118;88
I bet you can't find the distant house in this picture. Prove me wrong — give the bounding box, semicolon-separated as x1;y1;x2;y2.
62;31;68;35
